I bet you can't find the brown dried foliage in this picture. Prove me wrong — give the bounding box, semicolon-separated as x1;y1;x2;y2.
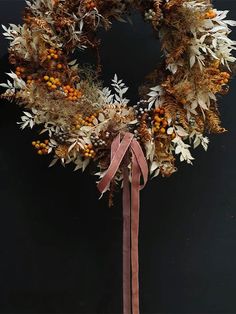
138;113;152;143
205;106;227;134
55;145;69;158
155;138;176;176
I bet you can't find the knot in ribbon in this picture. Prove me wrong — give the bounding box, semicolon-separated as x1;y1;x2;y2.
97;132;148;314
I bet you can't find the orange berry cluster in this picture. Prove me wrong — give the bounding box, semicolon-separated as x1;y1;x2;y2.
85;0;96;10
217;72;231;85
32;140;49;155
62;85;83;101
45;48;64;72
153;108;168;134
214;71;231;93
82;144;96;159
16;67;40;85
44;75;62;90
83;113;98;126
75;113;98;129
26;75;35;85
47;48;61;61
16;66;26;77
206;65;231;93
205;9;217;19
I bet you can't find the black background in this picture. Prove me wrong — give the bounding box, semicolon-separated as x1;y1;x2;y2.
1;1;236;313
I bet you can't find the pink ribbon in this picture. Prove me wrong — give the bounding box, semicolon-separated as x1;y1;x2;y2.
97;132;148;314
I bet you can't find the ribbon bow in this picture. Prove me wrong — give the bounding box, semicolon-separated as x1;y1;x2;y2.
97;132;148;314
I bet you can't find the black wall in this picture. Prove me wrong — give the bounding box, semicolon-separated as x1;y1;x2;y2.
1;1;236;313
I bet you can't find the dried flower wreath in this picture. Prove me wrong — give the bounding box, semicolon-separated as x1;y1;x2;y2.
1;0;235;313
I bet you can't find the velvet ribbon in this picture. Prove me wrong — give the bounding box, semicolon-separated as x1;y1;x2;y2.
97;132;148;314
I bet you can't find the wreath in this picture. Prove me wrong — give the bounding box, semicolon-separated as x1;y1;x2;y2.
1;0;235;313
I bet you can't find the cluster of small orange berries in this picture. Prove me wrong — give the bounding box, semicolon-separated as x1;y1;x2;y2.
217;72;231;85
26;75;35;85
206;61;231;93
45;48;64;71
62;85;83;101
32;140;49;155
85;0;96;10
83;113;98;126
75;113;98;129
82;144;96;159
15;66;26;78
205;9;217;19
15;68;39;85
44;75;62;90
211;60;231;84
152;108;169;135
43;77;82;101
46;48;62;61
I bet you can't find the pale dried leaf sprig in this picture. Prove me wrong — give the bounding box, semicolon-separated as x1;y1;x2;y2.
172;135;194;164
0;71;26;93
111;74;129;105
147;85;164;109
17;109;38;130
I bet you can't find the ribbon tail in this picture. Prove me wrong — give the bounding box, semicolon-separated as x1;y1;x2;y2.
131;153;141;314
122;159;131;314
97;133;147;314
